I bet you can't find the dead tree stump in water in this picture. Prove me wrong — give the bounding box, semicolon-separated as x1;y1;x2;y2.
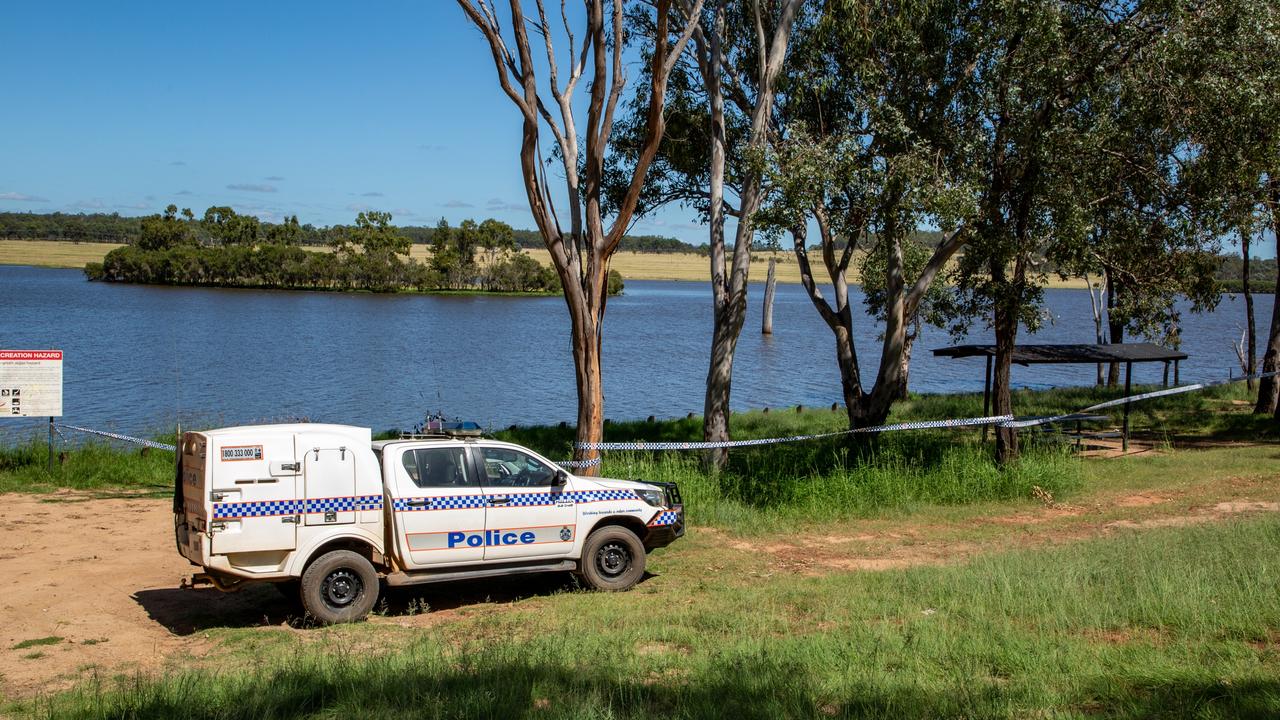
762;257;777;335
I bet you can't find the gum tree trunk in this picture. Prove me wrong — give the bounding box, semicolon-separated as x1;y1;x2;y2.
1256;178;1280;415
761;257;777;335
1242;226;1256;389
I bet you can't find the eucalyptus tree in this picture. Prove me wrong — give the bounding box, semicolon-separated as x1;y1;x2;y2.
605;0;806;467
1179;0;1280;414
456;0;702;469
945;0;1204;463
761;0;982;430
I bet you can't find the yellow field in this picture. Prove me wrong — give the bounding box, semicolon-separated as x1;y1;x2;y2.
0;239;1085;288
0;240;125;268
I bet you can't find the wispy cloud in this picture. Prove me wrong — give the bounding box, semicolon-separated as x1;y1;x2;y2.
418;144;447;152
114;202;151;210
360;191;384;197
345;203;370;213
227;183;278;193
67;198;106;210
0;192;48;202
443;200;474;208
169;160;186;166
485;197;527;213
264;175;285;182
175;190;194;196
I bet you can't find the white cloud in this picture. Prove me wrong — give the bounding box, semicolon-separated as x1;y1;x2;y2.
0;192;48;202
443;200;474;208
264;176;285;182
175;190;194;196
361;191;384;197
67;198;106;210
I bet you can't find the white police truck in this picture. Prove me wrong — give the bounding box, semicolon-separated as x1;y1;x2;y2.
173;424;683;623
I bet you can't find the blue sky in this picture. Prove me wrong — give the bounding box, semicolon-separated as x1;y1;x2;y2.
0;2;1269;257
0;1;707;240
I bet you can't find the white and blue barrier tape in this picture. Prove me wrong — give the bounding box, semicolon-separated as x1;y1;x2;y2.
1000;371;1279;429
54;423;176;452
44;369;1277;466
575;414;1016;452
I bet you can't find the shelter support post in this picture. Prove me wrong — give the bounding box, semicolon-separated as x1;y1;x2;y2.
1122;361;1132;452
1174;359;1180;385
982;355;993;442
47;417;54;472
1163;361;1170;388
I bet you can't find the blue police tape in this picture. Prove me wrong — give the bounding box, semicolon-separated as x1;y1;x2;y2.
575;414;1016;452
56;421;601;469
556;457;602;469
54;423;177;452
1000;370;1280;429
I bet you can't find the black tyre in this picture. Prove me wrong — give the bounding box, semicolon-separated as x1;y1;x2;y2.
300;550;379;624
579;526;646;591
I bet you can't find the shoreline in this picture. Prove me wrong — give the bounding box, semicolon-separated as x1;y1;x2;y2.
0;238;1095;289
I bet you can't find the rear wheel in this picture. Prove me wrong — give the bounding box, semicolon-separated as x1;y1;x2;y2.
578;526;646;591
300;550;379;624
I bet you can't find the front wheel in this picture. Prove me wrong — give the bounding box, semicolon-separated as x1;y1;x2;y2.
300;550;379;624
578;526;646;591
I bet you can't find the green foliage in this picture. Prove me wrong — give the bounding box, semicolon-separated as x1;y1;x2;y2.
0;211;697;253
82;210;599;296
135;205;196;252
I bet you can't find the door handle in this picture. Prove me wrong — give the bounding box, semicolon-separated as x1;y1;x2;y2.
406;499;430;507
489;496;510;505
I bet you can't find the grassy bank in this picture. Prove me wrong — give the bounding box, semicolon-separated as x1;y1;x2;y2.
17;515;1280;719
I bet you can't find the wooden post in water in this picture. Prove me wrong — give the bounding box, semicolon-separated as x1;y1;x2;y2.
762;257;777;335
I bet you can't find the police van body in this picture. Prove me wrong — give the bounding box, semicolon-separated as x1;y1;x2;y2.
173;423;683;623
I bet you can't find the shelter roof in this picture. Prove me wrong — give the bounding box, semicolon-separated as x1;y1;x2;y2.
932;343;1187;365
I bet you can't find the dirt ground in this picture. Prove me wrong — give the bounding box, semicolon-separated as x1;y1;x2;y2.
2;475;1278;700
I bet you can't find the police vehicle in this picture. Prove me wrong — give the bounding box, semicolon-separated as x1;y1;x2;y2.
173;423;683;623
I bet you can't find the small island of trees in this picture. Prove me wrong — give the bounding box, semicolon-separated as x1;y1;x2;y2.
83;205;622;296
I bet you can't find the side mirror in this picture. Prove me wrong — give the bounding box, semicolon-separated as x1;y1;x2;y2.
553;469;569;486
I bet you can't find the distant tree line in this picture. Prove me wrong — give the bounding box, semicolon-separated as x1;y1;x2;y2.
82;205;621;295
0;210;697;254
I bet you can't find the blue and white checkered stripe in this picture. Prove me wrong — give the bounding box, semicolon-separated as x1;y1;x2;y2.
213;494;383;519
391;489;637;511
647;510;680;527
392;494;488;512
571;489;638;503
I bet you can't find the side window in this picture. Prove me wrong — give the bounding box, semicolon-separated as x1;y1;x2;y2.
480;447;556;487
401;447;473;489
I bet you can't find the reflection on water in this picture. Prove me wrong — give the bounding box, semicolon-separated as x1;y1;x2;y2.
0;265;1269;436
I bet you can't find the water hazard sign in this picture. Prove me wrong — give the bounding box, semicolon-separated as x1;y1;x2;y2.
0;350;63;417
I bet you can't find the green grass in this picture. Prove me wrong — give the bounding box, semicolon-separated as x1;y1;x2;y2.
16;515;1280;719
11;637;62;651
0;438;173;495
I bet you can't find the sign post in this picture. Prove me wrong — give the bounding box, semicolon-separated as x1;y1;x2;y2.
0;350;64;471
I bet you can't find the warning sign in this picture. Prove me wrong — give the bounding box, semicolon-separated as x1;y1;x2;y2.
0;350;63;417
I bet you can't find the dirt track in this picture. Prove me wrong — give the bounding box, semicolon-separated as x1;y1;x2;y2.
1;479;1278;700
0;493;273;698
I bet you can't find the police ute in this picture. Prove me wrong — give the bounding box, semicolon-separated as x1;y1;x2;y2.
173;424;684;623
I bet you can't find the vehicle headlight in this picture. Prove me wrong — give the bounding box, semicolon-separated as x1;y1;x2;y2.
636;488;666;507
